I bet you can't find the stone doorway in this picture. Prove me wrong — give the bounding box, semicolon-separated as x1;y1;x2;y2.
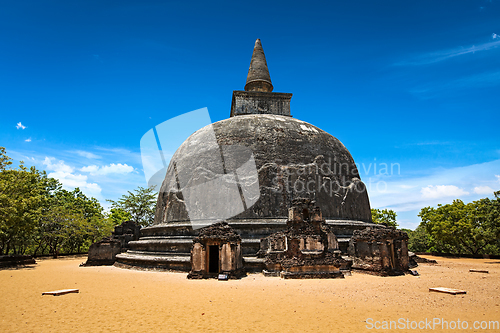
188;222;245;279
208;245;219;273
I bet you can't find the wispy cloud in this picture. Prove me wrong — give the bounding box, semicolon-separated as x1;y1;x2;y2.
92;54;103;63
16;122;26;130
73;150;101;159
396;37;500;66
25;138;32;142
410;70;500;98
94;146;143;164
395;141;453;148
80;163;134;176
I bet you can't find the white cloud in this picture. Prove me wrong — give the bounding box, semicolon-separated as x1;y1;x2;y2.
421;185;469;199
100;163;134;175
80;165;100;173
43;157;74;173
48;170;102;196
496;175;500;183
493;33;498;40
474;186;494;195
80;163;134;176
25;138;31;142
41;157;102;197
16;122;26;130
74;150;101;159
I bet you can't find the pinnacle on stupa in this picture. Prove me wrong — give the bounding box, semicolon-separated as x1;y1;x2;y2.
244;39;273;92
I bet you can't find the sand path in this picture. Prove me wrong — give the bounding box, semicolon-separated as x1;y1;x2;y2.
0;255;499;332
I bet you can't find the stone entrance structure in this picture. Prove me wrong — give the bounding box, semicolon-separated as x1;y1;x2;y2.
116;39;382;272
187;222;244;279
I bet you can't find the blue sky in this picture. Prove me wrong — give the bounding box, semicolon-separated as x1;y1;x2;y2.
1;0;499;229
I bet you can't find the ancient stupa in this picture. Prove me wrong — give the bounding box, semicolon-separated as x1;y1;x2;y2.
116;39;379;272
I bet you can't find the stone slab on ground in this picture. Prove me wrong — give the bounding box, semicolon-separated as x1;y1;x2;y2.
42;289;79;296
429;287;466;295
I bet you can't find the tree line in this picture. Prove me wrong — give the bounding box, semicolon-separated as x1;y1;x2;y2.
2;146;498;257
371;191;500;255
0;147;156;257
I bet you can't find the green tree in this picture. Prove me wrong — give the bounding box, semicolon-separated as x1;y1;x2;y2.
419;193;500;255
0;153;59;255
38;205;86;258
107;208;132;225
405;224;432;253
371;208;398;228
0;147;13;171
37;187;114;255
107;186;157;227
0;147;112;256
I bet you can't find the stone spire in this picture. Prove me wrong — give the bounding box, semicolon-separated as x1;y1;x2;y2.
244;39;273;92
230;39;292;117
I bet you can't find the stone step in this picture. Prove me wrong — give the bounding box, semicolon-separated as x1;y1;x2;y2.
115;251;265;273
115;252;191;271
126;250;190;257
139;235;194;240
131;236;262;243
242;256;265;272
243;256;265;263
337;238;351;243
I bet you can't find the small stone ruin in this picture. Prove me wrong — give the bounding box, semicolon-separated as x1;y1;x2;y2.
348;227;409;276
187;222;245;279
0;254;36;268
83;220;141;266
258;199;346;279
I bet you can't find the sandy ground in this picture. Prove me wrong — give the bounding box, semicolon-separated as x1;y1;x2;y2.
0;255;499;333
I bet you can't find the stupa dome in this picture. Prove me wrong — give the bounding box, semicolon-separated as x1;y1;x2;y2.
155;114;372;225
116;39;376;271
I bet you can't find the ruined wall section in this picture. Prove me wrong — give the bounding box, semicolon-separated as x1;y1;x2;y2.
348;227;409;276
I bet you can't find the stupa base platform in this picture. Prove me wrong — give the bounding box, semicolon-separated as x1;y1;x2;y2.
114;218;381;273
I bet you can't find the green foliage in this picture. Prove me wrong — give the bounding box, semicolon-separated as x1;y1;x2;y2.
0;156;59;255
35;188;113;257
0;147;13;171
0;147;116;256
371;208;398;228
38;205;86;258
418;192;500;255
405;225;433;253
107;186;157;227
107;208;132;225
